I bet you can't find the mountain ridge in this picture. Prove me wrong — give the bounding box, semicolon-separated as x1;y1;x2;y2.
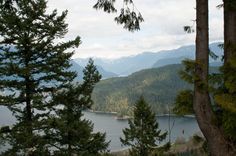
70;60;117;81
74;42;223;76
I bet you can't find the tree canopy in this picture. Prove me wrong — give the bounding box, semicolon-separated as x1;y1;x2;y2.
0;1;108;155
120;96;167;156
47;59;109;156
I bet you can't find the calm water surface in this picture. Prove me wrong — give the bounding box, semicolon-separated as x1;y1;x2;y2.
0;106;200;151
84;111;200;151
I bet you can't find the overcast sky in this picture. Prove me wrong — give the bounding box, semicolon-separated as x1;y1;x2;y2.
47;0;223;59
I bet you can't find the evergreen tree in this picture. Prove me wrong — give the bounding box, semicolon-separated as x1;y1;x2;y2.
173;90;194;116
47;59;109;156
120;96;167;156
214;1;236;147
0;0;80;155
179;1;236;154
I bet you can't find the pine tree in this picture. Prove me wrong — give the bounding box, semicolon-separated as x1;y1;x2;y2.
47;59;109;156
120;96;167;156
0;0;80;155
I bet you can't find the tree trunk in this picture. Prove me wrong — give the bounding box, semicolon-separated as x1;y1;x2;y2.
24;46;34;156
194;0;235;155
224;0;236;63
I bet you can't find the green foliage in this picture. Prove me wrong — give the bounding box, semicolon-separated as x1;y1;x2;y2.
222;56;236;94
179;43;236;143
47;59;109;155
151;142;171;156
0;0;99;155
180;57;219;87
180;58;210;91
222;111;236;141
105;97;133;117
120;96;167;156
178;54;236;143
173;90;194;115
179;59;196;84
92;64;192;115
213;53;236;141
82;59;102;108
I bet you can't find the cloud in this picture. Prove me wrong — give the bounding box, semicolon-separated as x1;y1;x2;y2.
47;0;223;59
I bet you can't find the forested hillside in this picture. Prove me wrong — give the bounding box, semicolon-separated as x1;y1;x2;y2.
92;64;192;115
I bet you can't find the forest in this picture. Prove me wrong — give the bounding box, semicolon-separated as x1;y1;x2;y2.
0;0;236;156
92;64;191;115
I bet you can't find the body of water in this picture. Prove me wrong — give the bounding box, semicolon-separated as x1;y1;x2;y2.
84;111;200;151
0;107;200;152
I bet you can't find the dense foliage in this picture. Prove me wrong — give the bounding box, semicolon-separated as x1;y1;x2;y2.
0;0;79;154
0;1;108;155
177;50;236;145
173;90;194;115
213;52;236;142
47;59;109;155
92;64;192;115
120;96;167;156
176;49;236;153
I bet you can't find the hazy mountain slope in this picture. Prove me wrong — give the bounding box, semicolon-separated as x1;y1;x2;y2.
70;60;117;81
92;64;192;114
95;65;118;79
75;42;223;76
152;57;223;68
152;57;187;68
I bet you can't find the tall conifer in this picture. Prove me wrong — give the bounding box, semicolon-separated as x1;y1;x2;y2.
120;97;167;156
0;0;80;155
47;59;109;156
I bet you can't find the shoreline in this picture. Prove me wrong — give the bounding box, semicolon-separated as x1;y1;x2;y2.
85;109;195;119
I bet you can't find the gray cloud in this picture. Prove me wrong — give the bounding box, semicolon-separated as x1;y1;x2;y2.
47;0;223;59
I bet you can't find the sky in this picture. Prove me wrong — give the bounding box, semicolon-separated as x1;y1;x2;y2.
47;0;223;59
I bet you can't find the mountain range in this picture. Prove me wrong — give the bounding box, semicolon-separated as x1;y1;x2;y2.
74;42;223;76
70;60;117;81
0;43;223;115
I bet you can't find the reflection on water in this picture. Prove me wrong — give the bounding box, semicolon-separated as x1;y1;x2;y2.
0;106;200;151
